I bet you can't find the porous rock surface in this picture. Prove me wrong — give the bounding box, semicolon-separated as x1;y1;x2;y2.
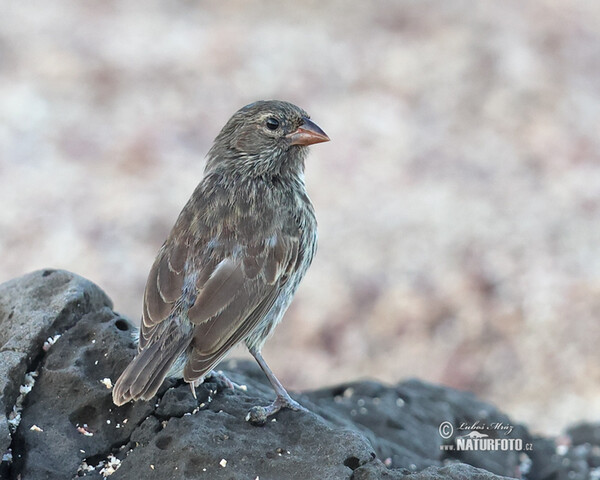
0;270;595;479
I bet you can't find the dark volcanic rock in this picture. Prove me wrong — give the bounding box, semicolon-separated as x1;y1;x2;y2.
0;270;595;479
303;378;532;476
0;270;112;465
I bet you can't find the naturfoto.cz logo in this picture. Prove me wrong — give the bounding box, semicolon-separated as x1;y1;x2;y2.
438;421;533;452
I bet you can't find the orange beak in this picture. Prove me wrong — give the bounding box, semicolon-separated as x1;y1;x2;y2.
287;117;330;146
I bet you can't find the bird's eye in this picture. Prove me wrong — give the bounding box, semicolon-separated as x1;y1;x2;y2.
265;117;280;130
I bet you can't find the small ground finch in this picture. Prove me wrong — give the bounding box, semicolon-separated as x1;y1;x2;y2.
113;100;329;421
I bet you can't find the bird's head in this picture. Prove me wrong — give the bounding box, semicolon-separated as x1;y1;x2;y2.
206;100;329;177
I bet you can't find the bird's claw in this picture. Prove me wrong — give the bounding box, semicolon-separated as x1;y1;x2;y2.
189;378;203;399
245;394;308;426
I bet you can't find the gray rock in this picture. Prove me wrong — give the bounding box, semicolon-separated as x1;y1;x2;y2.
352;462;513;480
0;270;112;463
0;270;593;479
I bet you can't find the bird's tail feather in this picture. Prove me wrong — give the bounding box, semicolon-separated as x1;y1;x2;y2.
112;336;190;406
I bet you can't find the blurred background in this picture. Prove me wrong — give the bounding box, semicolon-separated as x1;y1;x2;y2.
1;0;599;436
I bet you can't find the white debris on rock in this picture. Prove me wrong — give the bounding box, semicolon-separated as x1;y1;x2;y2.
99;454;121;477
219;459;227;467
77;425;94;436
19;383;32;396
42;334;61;351
7;407;21;432
8;370;38;434
76;461;95;475
100;378;113;389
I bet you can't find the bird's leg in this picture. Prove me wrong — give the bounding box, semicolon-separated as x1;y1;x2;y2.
246;349;308;425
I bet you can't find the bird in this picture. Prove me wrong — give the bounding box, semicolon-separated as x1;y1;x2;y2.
112;100;329;423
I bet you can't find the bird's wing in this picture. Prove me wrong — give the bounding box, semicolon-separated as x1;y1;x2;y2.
139;233;300;381
183;234;299;382
139;240;188;350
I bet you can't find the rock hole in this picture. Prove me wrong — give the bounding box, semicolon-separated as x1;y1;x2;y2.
69;405;99;430
84;452;107;468
155;435;173;450
344;456;361;470
42;270;55;277
114;319;130;331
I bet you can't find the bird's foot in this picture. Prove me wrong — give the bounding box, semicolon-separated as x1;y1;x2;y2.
207;370;244;392
188;370;243;399
245;393;308;426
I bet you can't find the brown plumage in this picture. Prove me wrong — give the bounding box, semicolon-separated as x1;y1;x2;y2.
112;100;328;421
